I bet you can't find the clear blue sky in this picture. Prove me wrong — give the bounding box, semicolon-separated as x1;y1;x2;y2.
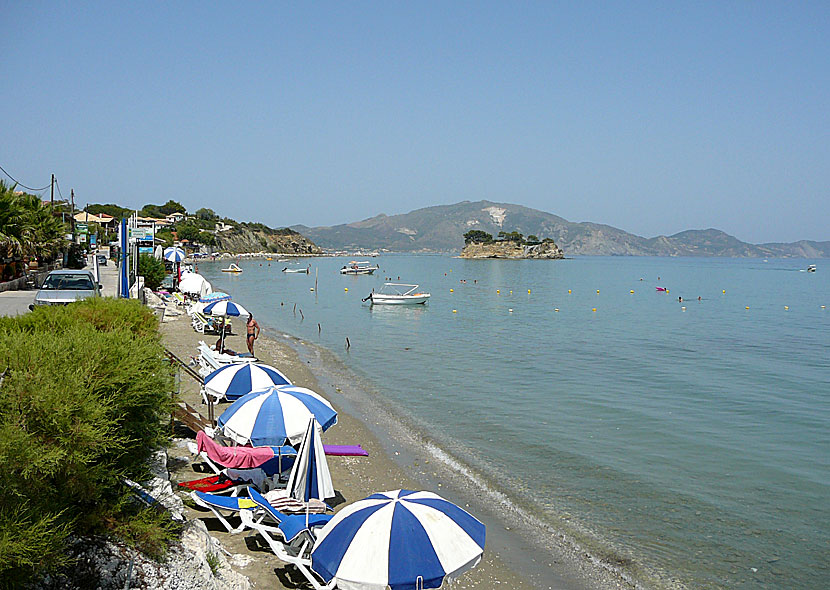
2;2;827;243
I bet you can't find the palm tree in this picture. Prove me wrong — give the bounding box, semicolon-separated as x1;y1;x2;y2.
0;180;66;267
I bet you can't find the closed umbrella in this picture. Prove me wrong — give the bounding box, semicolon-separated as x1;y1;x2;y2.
204;363;292;402
217;385;337;447
179;273;211;295
311;490;486;590
286;418;334;503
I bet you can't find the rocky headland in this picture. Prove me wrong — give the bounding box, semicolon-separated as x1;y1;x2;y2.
214;225;322;255
460;240;564;259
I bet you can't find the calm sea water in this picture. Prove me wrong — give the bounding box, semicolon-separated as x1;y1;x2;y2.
202;255;828;589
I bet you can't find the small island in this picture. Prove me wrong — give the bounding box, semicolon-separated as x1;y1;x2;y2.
460;230;564;259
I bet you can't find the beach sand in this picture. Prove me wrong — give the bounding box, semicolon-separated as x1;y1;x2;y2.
160;311;541;590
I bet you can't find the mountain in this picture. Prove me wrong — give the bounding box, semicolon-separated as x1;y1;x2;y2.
292;201;829;258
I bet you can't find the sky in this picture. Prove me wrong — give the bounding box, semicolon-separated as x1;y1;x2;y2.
2;2;828;244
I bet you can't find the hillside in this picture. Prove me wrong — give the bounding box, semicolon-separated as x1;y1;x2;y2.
293;201;829;257
214;224;322;255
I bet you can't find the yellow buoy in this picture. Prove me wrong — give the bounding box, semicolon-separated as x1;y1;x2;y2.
528;289;531;294
452;309;457;313
822;305;826;309
630;290;634;294
344;288;348;292
310;288;315;292
723;290;726;294
554;308;559;312
596;289;600;294
496;289;500;294
592;308;597;312
784;306;789;310
450;288;454;293
745;306;750;310
682;306;686;311
510;290;513;294
568;289;571;294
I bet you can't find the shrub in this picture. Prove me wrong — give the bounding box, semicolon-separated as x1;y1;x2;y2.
0;298;174;587
138;254;166;291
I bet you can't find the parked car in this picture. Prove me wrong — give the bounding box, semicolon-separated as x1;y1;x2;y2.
96;254;108;266
29;270;102;310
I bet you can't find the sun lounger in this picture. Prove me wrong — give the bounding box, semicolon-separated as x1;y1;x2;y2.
190;490;261;533
189;431;296;488
239;487;334;589
197;341;257;378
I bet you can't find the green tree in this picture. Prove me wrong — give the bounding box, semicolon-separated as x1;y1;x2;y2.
138;254;166;290
198;231;215;246
139;204;164;218
158;200;186;215
0;181;66;264
87;203;132;219
527;234;539;243
175;224;201;242
195;207;217;221
463;230;493;244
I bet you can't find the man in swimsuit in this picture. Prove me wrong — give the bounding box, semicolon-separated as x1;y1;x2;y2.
246;314;260;355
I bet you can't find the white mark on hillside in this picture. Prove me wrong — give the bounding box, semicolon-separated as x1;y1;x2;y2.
396;227;417;235
483;206;507;227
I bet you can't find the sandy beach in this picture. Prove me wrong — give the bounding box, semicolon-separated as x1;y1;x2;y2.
160;310;542;590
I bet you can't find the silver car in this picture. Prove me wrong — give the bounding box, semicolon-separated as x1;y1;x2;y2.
29;270;102;309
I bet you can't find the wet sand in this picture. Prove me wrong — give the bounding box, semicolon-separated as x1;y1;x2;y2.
160;310;540;589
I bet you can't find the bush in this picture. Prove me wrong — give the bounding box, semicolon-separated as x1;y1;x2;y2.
0;298;174;587
138;254;166;291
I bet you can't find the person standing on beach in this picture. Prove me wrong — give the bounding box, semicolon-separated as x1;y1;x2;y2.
246;314;260;355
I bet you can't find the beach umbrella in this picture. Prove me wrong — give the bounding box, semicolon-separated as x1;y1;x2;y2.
310;489;486;590
163;247;186;262
199;291;232;304
217;385;337;447
163;247;186;289
286;418;334;503
179;272;211;295
203;299;249;353
204;363;292;401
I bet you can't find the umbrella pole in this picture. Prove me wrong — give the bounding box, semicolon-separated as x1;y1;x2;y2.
219;317;227;353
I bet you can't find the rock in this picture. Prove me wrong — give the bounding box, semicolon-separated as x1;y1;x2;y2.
460;240;564;259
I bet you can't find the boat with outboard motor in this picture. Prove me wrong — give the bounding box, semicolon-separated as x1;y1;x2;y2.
340;261;379;275
363;283;430;305
283;265;310;274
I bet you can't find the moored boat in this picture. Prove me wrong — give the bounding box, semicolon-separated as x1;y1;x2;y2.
364;283;430;305
283;265;310;274
340;261;380;275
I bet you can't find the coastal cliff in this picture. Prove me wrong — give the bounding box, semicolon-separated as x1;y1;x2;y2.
215;224;322;255
460;240;564;259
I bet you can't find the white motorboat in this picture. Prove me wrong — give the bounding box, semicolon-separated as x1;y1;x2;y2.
283;266;310;274
807;264;816;272
221;263;243;273
364;283;430;305
340;260;380;275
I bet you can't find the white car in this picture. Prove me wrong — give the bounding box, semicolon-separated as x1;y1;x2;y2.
29;270;102;309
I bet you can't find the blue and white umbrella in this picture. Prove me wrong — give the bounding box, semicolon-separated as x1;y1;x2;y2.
217;385;337;447
163;247;186;262
311;490;486;590
286;418;334;502
203;299;250;317
204;363;292;401
199;291;231;304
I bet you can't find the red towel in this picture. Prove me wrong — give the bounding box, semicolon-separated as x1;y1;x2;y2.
177;475;236;493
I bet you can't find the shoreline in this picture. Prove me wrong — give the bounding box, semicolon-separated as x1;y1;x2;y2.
159;308;546;589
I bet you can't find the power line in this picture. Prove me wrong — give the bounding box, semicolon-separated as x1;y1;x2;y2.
54;177;64;200
0;163;52;192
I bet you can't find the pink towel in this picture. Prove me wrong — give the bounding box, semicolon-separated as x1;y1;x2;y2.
323;444;369;457
196;431;275;469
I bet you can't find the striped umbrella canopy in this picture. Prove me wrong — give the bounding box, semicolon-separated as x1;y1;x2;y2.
310;490;486;590
204;363;292;401
163;247;186;262
286;418;334;502
199;291;231;304
203;299;250;317
217;385;337;447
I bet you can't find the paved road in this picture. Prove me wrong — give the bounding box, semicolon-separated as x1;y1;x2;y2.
0;256;121;317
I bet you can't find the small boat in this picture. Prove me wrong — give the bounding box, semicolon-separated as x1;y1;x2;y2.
807;264;816;273
364;283;430;305
340;261;380;275
222;263;243;273
283;266;310;274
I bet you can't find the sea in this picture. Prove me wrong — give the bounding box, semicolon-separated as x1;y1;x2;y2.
200;255;828;589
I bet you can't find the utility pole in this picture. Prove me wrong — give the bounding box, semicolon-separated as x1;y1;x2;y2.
70;189;76;241
50;174;55;208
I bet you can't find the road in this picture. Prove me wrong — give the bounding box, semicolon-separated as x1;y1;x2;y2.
0;255;121;317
